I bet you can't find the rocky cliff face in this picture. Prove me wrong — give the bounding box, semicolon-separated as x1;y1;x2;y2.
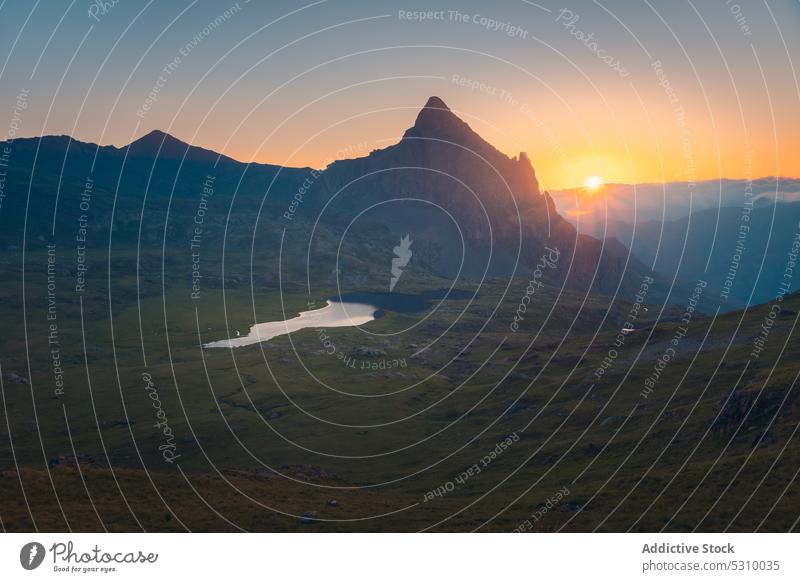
318;96;648;294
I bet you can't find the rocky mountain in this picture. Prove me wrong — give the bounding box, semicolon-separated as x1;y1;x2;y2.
317;96;651;294
1;96;657;299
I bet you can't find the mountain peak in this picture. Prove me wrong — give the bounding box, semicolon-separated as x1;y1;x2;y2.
127;129;228;163
130;129;185;150
422;96;449;110
403;96;479;145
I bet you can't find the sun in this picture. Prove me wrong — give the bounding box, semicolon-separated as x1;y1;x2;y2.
584;175;604;190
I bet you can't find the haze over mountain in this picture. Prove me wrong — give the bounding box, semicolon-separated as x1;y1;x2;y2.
551;178;800;237
604;202;800;307
547;176;800;307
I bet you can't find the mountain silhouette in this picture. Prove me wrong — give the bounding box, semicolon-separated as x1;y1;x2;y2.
318;96;649;294
126;129;237;163
0;96;657;298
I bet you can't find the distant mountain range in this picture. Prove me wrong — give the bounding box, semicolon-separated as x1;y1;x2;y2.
0;96;660;301
2;97;799;533
551;178;800;233
588;202;800;307
548;174;800;307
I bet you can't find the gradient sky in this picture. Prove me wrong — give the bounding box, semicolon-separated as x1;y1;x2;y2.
1;0;798;190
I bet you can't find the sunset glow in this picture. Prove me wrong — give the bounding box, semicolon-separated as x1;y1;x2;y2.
0;1;797;191
1;0;799;548
584;176;604;190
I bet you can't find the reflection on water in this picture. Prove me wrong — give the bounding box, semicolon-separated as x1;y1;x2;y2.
203;288;474;349
204;301;378;348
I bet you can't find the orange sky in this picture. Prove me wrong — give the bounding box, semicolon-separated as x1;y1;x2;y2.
2;1;798;191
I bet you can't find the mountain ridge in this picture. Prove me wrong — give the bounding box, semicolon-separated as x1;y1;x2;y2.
308;97;660;297
1;96;663;299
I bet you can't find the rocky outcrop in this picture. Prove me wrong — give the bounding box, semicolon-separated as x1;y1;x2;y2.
318;96;651;295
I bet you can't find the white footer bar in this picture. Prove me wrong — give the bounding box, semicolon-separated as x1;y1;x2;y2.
1;533;796;581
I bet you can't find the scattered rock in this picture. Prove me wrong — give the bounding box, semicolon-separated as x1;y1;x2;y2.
752;430;777;448
351;346;386;358
583;443;601;457
300;511;318;524
49;453;103;469
601;415;625;426
4;372;28;384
